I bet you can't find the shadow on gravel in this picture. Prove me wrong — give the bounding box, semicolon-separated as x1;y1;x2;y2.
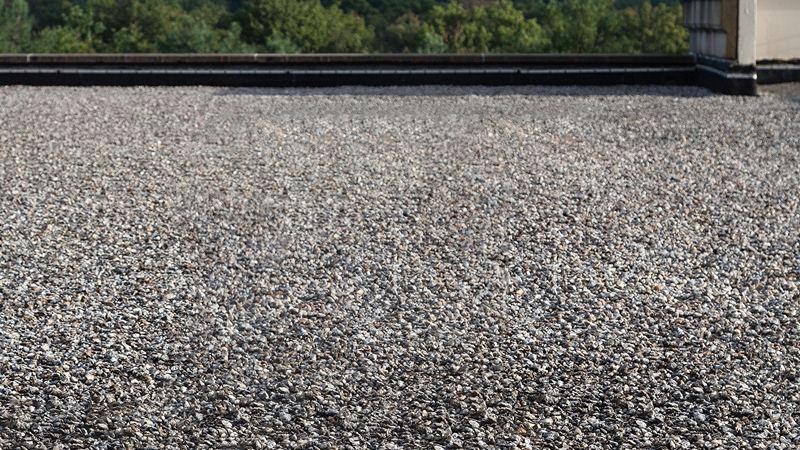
759;82;800;102
216;85;715;97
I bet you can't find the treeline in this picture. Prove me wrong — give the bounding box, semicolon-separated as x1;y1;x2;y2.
0;0;688;53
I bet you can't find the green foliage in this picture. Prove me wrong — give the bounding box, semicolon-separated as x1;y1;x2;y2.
382;12;420;52
617;1;688;54
26;0;65;28
25;0;256;52
237;0;373;52
540;0;613;52
29;5;105;52
320;0;445;52
158;14;217;51
217;21;256;51
0;0;34;51
540;0;687;53
417;31;445;52
4;0;689;53
263;31;300;52
422;0;545;52
614;0;677;8
109;25;154;52
326;0;443;30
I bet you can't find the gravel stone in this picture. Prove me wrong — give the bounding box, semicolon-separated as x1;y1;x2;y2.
1;84;799;449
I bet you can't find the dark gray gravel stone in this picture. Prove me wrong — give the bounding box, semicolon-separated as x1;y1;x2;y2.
1;85;799;449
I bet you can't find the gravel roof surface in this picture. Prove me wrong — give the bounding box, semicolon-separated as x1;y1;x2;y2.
1;85;799;450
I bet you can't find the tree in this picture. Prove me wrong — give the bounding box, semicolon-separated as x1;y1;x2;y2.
0;0;33;52
614;0;678;8
158;14;217;52
541;0;615;53
237;0;374;52
217;21;256;52
538;0;687;53
384;12;426;52
26;0;66;29
422;0;546;53
617;1;688;54
18;0;688;54
28;0;255;52
30;5;104;52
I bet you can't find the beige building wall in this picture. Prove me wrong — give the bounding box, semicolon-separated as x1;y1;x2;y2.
757;0;800;60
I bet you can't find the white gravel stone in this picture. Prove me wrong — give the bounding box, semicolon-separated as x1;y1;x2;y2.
1;84;799;449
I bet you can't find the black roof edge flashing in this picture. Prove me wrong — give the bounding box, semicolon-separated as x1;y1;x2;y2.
1;53;792;94
692;53;758;96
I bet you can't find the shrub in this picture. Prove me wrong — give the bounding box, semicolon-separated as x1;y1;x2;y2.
0;0;34;51
422;0;546;53
237;0;374;52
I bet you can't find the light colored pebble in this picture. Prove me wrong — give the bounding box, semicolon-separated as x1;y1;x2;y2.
0;84;799;448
